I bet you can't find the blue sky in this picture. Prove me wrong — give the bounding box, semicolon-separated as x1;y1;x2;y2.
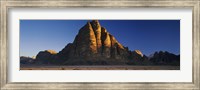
20;20;180;57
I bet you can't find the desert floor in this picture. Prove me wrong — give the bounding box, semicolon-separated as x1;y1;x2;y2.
20;65;180;70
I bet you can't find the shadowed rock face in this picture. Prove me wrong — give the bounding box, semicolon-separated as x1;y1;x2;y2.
35;50;57;64
20;56;35;65
149;51;180;66
130;50;144;61
32;20;180;65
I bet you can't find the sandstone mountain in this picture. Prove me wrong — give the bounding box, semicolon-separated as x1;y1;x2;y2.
56;20;134;65
22;20;180;66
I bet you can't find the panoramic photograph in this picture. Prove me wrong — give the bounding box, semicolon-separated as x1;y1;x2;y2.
20;20;180;70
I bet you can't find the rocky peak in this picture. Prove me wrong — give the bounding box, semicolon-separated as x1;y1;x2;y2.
150;51;180;65
45;50;57;54
129;50;144;61
90;20;101;31
101;27;107;33
71;21;98;58
59;20;129;61
35;50;57;64
133;50;143;57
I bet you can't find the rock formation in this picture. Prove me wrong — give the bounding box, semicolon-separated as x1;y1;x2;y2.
20;56;35;65
149;51;180;66
55;20;132;65
129;50;144;60
25;20;180;66
35;50;57;64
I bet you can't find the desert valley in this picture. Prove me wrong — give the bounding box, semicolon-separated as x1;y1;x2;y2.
20;20;180;70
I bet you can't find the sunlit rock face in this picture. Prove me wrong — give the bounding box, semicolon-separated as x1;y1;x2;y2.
101;27;111;58
134;50;143;57
73;22;98;58
91;20;102;50
45;50;57;55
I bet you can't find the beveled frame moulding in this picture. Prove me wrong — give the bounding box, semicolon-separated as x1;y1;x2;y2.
0;0;200;90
